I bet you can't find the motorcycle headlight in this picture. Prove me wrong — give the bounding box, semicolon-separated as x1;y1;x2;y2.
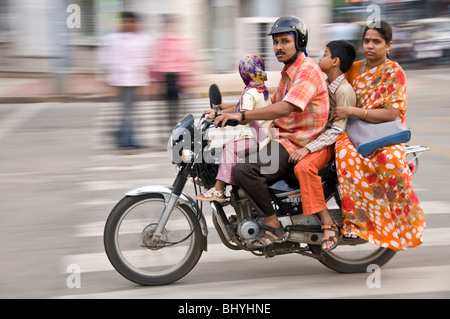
181;149;194;163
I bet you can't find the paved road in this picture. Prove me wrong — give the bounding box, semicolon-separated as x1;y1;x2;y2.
0;68;450;300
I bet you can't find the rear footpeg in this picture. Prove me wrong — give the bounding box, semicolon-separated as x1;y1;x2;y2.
264;243;309;258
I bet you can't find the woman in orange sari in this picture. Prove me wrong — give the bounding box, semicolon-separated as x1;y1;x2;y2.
333;21;426;251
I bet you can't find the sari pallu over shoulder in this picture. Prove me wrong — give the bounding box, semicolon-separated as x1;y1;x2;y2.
346;60;407;124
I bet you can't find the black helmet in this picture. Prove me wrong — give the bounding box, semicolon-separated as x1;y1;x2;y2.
268;16;308;51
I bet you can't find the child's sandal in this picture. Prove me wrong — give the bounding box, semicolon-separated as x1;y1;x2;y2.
195;187;225;202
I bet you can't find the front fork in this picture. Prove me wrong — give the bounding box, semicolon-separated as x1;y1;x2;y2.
125;163;208;248
152;163;191;243
152;194;180;244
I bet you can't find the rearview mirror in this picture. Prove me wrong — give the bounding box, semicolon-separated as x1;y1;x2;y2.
209;84;222;108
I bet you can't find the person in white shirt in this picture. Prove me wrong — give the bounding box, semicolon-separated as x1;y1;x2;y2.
98;12;151;151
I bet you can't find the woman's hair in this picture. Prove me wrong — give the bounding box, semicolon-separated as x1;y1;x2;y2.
326;40;356;73
121;11;139;21
362;20;393;44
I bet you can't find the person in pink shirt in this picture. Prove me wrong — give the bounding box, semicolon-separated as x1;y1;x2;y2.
151;14;194;132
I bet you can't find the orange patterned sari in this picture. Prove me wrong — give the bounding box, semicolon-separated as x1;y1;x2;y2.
335;60;426;251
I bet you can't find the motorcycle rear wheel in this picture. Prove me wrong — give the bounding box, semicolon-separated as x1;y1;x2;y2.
104;194;203;285
309;244;396;273
309;190;396;273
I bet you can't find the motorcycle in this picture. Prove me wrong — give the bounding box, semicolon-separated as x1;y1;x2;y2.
103;84;429;286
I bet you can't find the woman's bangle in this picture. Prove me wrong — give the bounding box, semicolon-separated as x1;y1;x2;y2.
240;110;246;121
363;109;368;120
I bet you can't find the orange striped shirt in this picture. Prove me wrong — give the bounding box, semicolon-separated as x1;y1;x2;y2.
271;53;329;153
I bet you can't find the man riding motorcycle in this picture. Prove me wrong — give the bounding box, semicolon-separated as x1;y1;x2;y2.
214;16;331;250
103;16;429;286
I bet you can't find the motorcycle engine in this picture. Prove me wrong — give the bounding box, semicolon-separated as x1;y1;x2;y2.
237;220;262;241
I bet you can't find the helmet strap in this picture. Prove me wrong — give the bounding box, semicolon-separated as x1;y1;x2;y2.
285;50;300;65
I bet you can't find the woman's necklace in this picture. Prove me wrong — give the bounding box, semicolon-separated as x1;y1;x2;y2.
362;58;389;73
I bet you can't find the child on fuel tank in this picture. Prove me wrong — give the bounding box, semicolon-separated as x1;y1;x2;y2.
196;53;272;202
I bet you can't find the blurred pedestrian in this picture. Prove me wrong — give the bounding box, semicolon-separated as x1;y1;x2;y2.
151;14;194;136
98;12;151;152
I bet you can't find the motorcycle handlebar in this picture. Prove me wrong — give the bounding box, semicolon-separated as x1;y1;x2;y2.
218;119;239;127
204;112;239;128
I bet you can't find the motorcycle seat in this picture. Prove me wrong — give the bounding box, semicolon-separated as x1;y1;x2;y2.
267;159;336;192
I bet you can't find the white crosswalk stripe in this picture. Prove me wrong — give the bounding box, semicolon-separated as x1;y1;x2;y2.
58;203;450;299
59;263;450;299
61;199;449;273
59;140;450;297
58;103;449;298
93;99;242;150
60;225;450;273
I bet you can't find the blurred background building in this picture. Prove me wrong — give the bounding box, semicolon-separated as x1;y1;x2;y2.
0;0;449;79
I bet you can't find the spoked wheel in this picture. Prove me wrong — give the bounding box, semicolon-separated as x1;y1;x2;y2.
104;194;203;285
309;186;396;273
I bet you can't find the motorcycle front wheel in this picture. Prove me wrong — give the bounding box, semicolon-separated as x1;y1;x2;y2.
104;194;203;285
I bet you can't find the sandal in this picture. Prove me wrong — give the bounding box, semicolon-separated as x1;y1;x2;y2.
343;232;359;241
321;221;339;251
246;224;286;250
195;187;225;202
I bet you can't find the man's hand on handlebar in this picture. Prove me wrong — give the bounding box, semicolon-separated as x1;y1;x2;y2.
213;111;241;128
